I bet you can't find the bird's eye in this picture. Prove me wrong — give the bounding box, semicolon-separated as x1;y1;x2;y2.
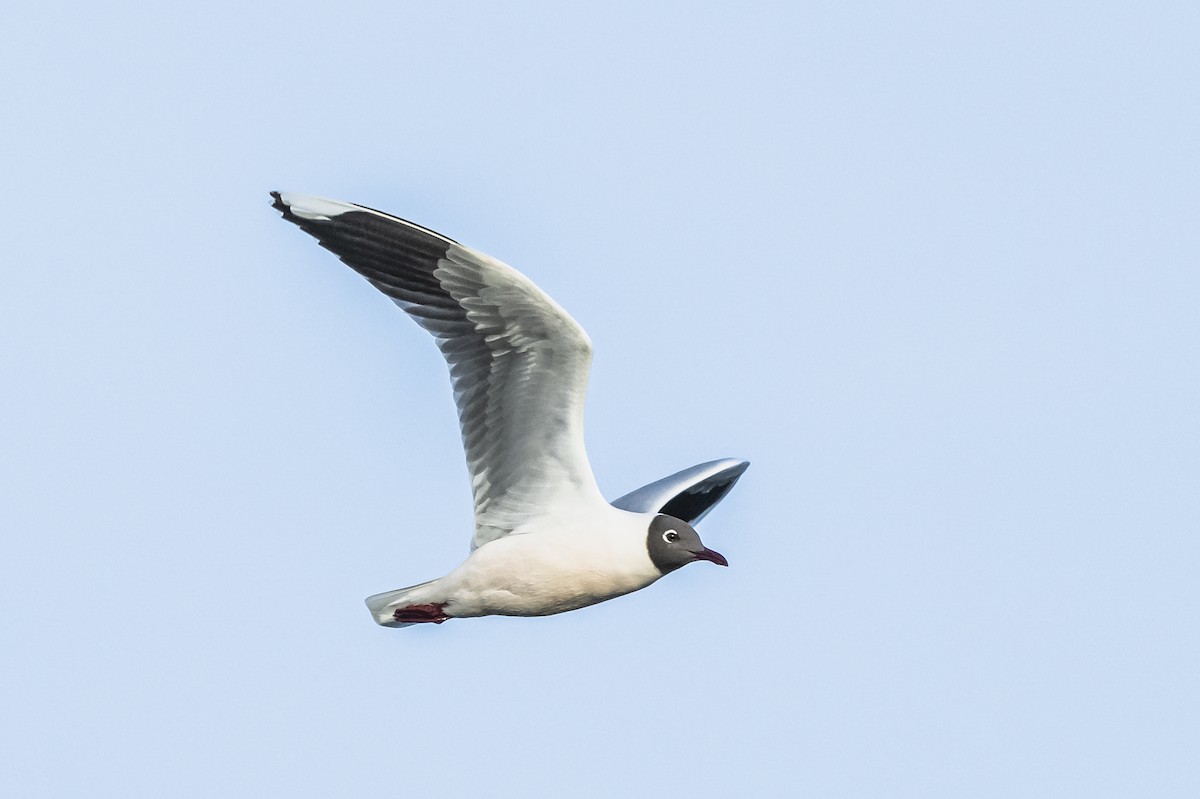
663;530;680;543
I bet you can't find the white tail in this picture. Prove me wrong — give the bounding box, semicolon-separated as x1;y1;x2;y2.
364;580;438;628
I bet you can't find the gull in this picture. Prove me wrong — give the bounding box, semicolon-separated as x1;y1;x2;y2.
271;192;747;627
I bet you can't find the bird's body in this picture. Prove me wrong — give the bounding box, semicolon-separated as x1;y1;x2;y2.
369;505;663;625
271;192;743;628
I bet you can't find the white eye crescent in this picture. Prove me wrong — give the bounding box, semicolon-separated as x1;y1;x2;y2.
663;530;680;543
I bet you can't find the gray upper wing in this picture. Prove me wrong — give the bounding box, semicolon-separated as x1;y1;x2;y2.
272;193;604;548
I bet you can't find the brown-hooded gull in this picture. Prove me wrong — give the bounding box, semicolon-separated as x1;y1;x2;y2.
271;192;747;627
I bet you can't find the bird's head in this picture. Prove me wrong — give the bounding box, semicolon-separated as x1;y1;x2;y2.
645;514;728;574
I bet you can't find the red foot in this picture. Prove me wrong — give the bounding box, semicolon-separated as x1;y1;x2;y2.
393;603;450;624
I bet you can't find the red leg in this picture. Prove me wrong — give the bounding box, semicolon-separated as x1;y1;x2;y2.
393;603;450;624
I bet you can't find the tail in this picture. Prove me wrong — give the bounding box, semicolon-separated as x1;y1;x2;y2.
364;579;439;628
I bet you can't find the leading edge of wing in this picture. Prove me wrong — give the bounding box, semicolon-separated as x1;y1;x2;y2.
271;192;458;245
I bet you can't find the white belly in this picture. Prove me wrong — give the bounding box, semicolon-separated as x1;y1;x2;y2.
438;528;661;618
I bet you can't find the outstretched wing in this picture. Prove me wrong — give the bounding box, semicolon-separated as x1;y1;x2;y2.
272;192;604;548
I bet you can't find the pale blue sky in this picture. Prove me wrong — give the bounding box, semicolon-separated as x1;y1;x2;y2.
2;2;1198;796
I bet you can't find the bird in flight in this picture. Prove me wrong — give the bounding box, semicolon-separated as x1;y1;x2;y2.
272;193;747;627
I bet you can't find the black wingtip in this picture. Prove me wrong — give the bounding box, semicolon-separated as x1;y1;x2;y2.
268;192;463;249
270;191;310;228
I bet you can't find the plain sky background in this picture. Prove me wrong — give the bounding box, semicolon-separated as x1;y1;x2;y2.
2;2;1197;796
